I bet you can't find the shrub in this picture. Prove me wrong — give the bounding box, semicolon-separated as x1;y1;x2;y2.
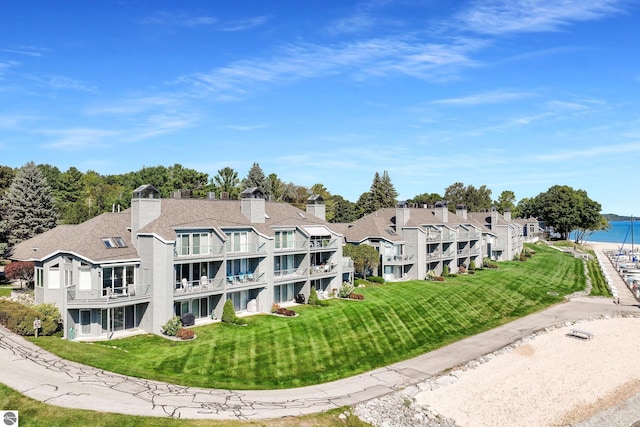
271;303;280;313
442;264;450;276
0;300;61;336
308;287;319;305
175;328;195;340
222;299;246;325
425;270;436;281
458;265;466;274
161;316;182;336
348;293;364;300
338;282;354;298
32;303;61;335
367;276;385;284
469;260;476;271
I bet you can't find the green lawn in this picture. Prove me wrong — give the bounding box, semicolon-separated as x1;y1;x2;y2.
29;243;584;390
0;383;368;427
0;286;11;298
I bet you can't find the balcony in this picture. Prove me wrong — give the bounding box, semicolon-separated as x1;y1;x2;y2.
174;244;225;258
274;268;306;282
174;277;225;296
225;242;268;256
426;251;441;260
342;257;354;272
226;271;266;286
309;238;338;250
310;263;337;275
384;254;415;264
67;284;151;306
275;240;308;252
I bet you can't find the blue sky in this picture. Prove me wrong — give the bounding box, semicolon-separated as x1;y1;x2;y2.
1;1;638;215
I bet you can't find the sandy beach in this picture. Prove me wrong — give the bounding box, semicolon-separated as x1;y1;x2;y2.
413;241;640;427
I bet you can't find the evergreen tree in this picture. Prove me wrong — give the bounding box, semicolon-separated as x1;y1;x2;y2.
330;195;357;223
241;162;266;191
265;173;284;200
377;170;398;208
57;167;86;224
212;167;240;199
495;190;517;215
1;161;58;248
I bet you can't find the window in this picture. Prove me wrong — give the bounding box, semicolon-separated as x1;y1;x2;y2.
175;232;210;256
48;264;60;289
275;230;294;249
35;267;44;288
227;231;248;253
102;265;135;295
113;237;127;248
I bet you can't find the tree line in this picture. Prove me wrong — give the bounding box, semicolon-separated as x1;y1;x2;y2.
0;161;607;254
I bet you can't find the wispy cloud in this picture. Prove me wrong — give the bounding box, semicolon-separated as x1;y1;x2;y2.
141;11;218;27
432;90;534;106
221;17;269;32
40;128;122;150
456;0;624;35
87;96;181;115
28;74;97;92
226;124;265;131
0;60;20;79
175;36;481;99
0;114;38;129
0;46;48;57
530;142;640;162
141;11;268;31
124;113;198;141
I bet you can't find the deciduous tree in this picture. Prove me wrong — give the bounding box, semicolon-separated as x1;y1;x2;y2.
4;261;35;289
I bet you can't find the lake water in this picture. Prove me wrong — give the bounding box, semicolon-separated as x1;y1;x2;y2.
571;220;640;245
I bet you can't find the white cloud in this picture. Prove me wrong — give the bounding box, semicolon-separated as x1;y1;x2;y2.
456;0;624;35
40;128;122;149
530;142;640;162
175;36;480;99
88;96;181;115
221;16;269;32
226;124;265;131
0;46;48;57
433;90;534;106
28;74;97;92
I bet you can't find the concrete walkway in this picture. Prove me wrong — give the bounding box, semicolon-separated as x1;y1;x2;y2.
1;257;638;420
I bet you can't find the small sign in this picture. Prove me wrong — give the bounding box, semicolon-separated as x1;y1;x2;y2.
0;411;19;426
33;319;41;330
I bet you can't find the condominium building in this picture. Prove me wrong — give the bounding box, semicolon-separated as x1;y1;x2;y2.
11;185;353;340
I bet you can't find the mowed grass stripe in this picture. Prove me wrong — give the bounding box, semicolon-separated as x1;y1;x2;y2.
30;243;587;389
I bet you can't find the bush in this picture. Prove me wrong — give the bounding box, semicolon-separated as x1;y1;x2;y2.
271;303;280;313
0;300;61;336
366;276;385;284
307;287;329;307
32;303;61;335
338;282;355;298
442;264;450;276
458;265;466;274
175;328;195;340
469;260;476;271
161;316;182;336
222;299;246;325
348;293;364;300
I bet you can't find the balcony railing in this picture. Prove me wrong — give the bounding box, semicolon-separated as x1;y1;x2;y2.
274;268;306;281
226;271;266;286
174;277;225;295
310;264;336;275
275;240;308;251
174;244;225;258
67;284;151;303
225;242;267;255
384;254;415;263
342;257;354;270
309;239;339;249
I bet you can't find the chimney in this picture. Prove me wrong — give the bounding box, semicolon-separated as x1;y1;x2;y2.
434;201;448;223
131;185;162;247
306;194;326;221
504;208;511;222
396;201;410;226
240;187;265;223
491;206;498;228
456;204;468;220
